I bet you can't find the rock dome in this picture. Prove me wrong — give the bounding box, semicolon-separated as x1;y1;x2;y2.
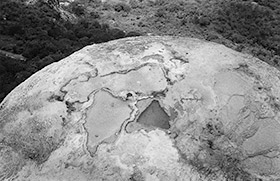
1;36;280;180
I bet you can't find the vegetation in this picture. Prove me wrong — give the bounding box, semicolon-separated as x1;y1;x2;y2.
147;0;280;64
1;0;280;103
0;0;139;102
211;0;280;60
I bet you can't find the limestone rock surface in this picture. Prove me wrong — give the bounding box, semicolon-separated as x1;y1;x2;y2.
1;36;280;180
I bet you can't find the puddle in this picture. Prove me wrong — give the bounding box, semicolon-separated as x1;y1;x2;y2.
85;91;131;147
136;100;170;129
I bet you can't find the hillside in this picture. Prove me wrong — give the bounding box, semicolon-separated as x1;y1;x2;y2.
92;0;280;61
0;0;139;100
0;0;280;102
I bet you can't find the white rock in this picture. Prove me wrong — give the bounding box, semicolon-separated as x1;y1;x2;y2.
0;36;280;181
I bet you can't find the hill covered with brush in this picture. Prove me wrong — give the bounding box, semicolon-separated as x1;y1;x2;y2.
1;0;280;102
0;0;139;101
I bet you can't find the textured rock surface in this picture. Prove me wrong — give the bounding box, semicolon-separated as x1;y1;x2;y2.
1;36;280;180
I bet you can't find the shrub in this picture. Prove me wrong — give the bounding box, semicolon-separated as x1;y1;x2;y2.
192;15;211;26
109;28;126;39
231;33;246;43
89;11;100;19
206;33;219;41
69;2;85;16
155;7;166;18
126;31;142;37
113;3;131;13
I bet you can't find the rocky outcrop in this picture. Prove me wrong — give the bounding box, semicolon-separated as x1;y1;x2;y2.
1;36;280;180
0;50;26;61
23;0;77;22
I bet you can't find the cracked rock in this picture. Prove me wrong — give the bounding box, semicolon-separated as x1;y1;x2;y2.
0;36;280;180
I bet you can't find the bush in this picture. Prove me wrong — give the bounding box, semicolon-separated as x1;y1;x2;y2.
155;7;166;18
113;3;131;13
193;15;211;26
231;33;246;43
206;33;219;41
126;31;142;37
109;28;126;39
89;11;100;19
69;2;85;16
